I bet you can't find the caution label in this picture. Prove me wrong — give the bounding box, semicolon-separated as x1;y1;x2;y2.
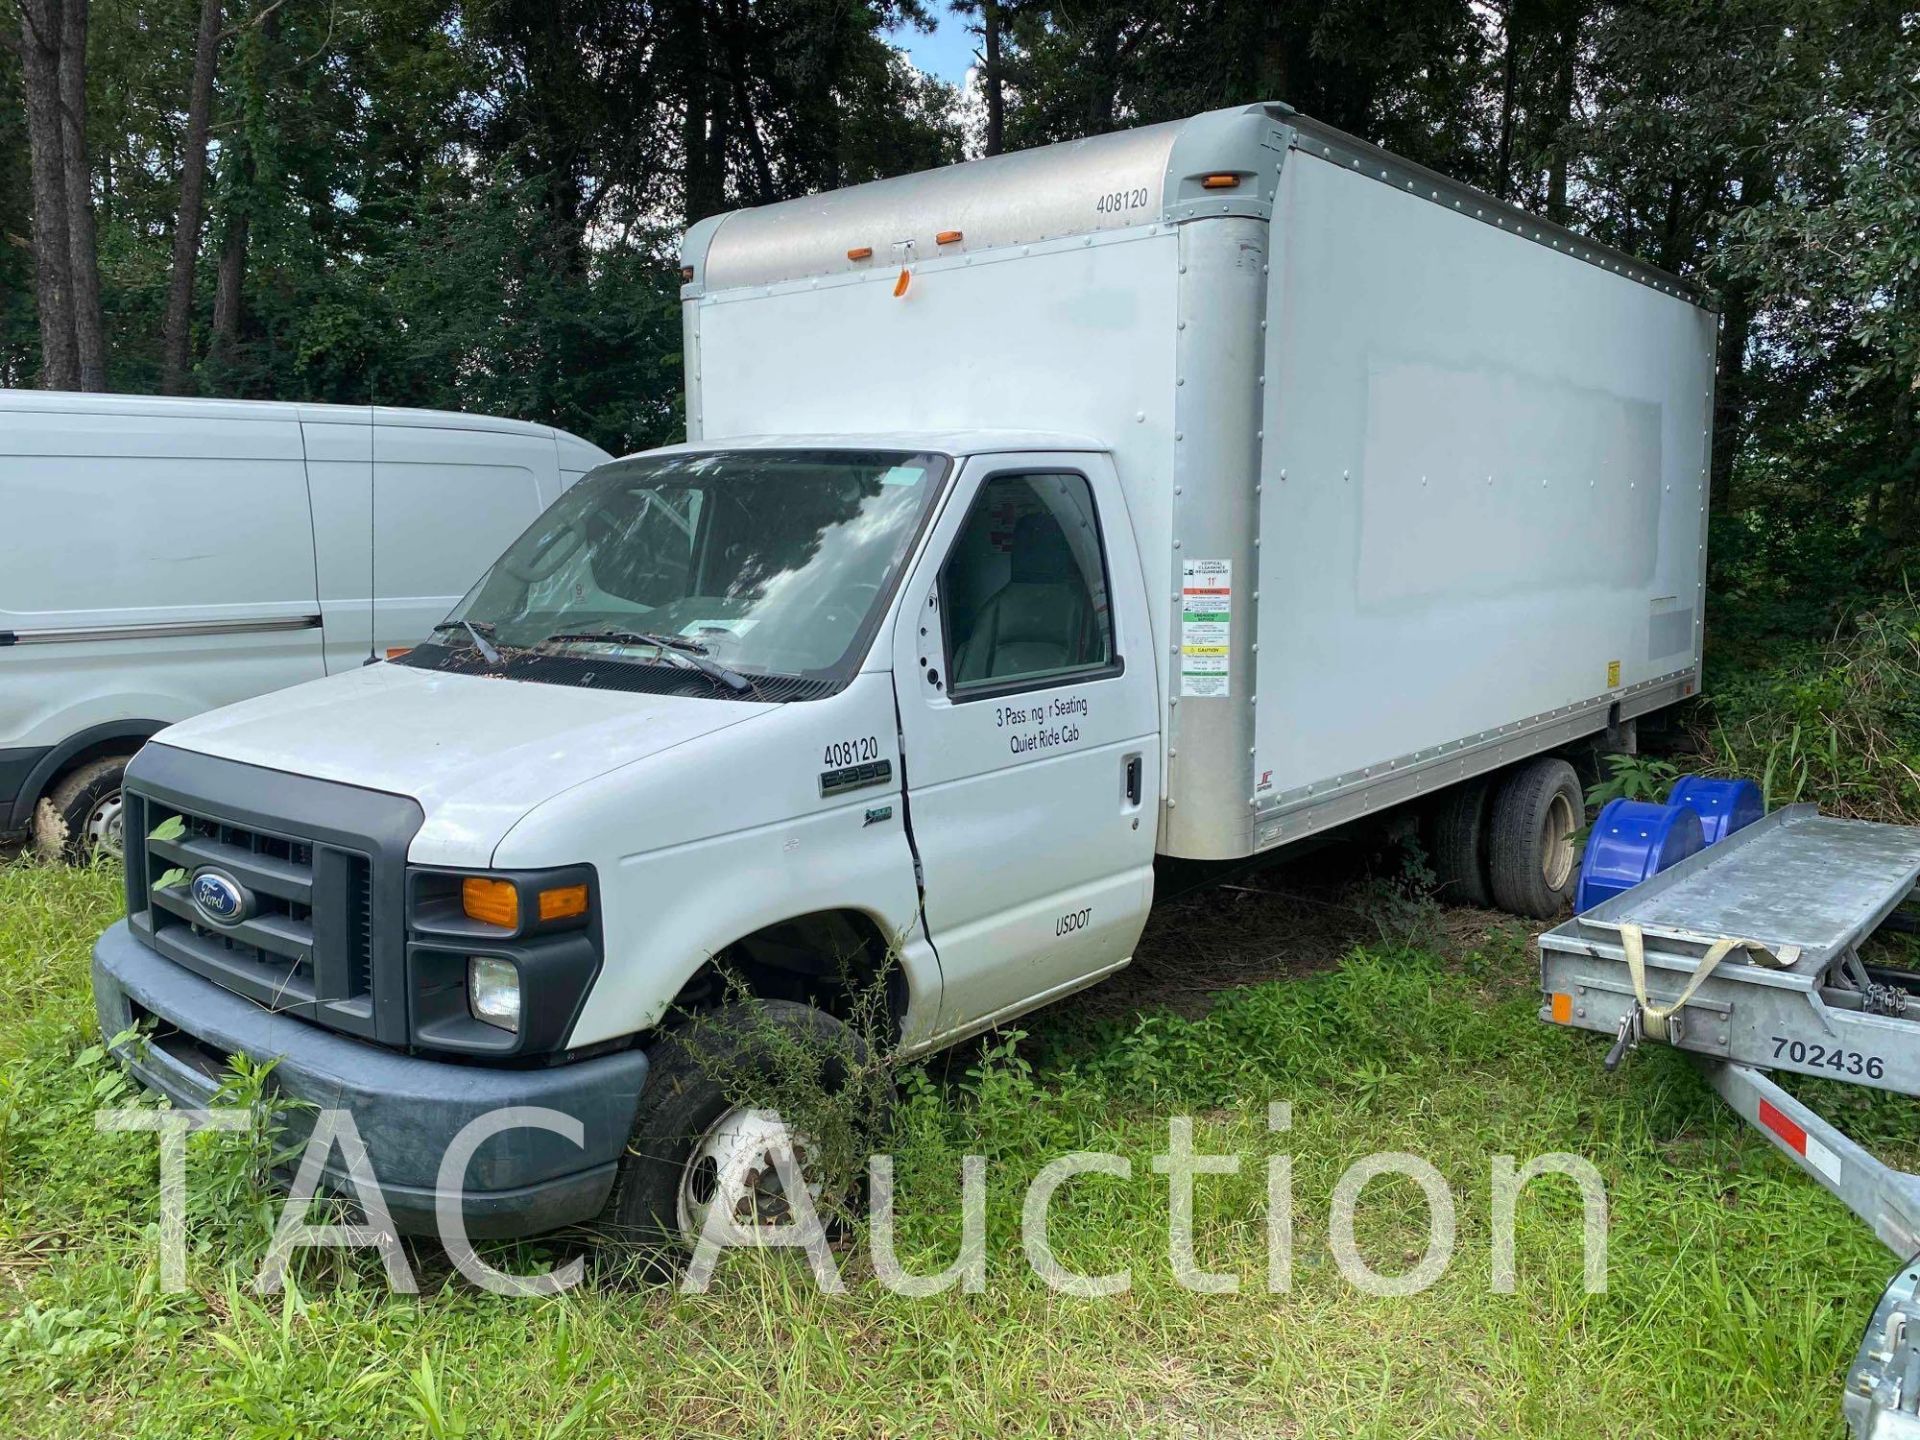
1180;558;1232;698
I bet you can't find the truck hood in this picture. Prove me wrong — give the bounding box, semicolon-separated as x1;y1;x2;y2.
151;662;768;866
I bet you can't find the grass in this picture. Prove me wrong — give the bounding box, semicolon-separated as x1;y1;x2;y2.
0;854;1910;1437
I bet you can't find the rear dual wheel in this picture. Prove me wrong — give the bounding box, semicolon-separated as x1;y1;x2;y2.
1487;758;1583;918
1428;757;1584;919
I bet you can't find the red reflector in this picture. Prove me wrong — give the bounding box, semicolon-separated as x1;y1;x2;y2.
1758;1098;1808;1155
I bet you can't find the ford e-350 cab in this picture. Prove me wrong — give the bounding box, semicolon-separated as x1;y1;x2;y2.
94;102;1715;1244
94;437;1163;1239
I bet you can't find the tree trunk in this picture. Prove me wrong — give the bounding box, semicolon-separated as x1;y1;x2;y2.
1544;7;1578;224
1891;384;1917;550
981;0;1005;157
1709;282;1753;520
208;0;278;381
680;0;727;222
1494;3;1517;200
19;0;79;390
159;0;223;396
58;0;105;390
1708;165;1773;520
208;185;249;375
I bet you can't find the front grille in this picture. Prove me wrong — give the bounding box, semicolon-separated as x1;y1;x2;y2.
128;795;380;1039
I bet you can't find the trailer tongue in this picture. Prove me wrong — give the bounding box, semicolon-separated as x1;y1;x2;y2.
1541;802;1920;1437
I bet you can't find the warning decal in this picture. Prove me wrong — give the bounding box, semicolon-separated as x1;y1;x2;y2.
1180;558;1232;698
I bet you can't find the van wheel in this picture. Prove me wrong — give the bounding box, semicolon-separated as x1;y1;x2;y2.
1487;758;1584;918
598;1001;869;1257
1427;775;1493;907
32;755;134;864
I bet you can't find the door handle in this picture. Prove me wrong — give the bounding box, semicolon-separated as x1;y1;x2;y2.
1123;753;1143;807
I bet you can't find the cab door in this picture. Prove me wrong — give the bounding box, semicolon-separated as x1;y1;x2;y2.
891;452;1161;1043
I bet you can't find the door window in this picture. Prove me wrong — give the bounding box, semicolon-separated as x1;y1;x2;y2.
940;472;1115;695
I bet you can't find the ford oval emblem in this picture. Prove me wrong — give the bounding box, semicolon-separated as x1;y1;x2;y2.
189;867;253;927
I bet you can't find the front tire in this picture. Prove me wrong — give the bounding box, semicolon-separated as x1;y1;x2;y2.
32;755;134;863
599;1000;866;1254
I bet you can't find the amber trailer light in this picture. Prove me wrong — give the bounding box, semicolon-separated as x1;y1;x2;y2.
462;876;519;928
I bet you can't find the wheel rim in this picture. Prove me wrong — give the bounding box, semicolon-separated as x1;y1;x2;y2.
1541;791;1576;891
85;789;125;859
675;1106;824;1247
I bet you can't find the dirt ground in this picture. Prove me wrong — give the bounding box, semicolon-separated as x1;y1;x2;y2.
1082;838;1531;1025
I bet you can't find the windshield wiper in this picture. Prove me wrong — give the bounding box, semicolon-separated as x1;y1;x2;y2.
541;628;708;654
535;629;757;695
431;619;502;664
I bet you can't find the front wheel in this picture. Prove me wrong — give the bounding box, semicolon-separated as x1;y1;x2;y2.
598;1001;872;1254
32;755;135;864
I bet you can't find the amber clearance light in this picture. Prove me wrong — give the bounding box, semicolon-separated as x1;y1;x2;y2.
538;884;589;922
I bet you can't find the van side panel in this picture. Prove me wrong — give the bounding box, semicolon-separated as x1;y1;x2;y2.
1249;152;1715;848
0;408;325;760
303;420;555;669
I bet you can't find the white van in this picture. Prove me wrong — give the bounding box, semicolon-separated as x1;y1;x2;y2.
1;391;610;858
94;103;1713;1245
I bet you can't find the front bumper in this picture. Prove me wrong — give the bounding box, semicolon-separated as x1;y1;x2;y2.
93;920;648;1239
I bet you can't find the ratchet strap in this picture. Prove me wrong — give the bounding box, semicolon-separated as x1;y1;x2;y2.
1619;922;1768;1041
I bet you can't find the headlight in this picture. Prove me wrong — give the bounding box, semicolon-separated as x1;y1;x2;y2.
468;956;521;1032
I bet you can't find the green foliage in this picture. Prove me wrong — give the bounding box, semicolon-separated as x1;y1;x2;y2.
1586;753;1682;808
1701;599;1920;822
675;956;904;1225
2;854;1913;1434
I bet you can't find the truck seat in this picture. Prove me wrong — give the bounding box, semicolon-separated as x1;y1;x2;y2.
953;513;1090;683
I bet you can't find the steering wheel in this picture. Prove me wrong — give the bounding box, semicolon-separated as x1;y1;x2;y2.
500;515;589;583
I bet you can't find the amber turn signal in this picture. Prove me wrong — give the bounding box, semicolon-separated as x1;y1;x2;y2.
935;229;963;245
538;883;589;922
462;876;519;928
1201;173;1241;189
847;246;874;261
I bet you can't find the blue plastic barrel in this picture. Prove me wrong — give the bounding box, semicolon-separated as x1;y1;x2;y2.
1666;774;1765;846
1575;798;1706;913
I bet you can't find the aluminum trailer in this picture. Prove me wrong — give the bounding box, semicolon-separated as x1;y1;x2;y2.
1540;806;1920;1437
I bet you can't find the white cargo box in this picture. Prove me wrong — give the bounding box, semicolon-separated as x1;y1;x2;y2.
680;102;1716;861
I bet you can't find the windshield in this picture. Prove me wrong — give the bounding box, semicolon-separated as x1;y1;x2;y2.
402;448;949;698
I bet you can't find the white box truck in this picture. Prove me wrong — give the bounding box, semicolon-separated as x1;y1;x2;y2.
93;103;1715;1245
1;392;610;859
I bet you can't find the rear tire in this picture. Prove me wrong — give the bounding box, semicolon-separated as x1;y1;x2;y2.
1428;775;1494;907
32;755;134;864
1487;758;1584;919
598;1000;872;1258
